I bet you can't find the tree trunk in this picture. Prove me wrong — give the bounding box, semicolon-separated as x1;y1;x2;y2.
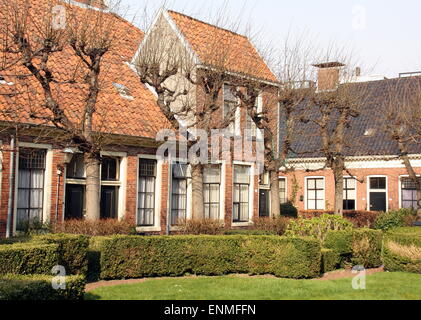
85;154;101;221
333;161;344;216
270;170;281;217
191;164;205;220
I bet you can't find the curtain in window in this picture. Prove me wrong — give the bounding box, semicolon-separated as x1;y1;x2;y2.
307;178;325;210
138;159;157;227
233;166;250;222
401;178;418;209
204;166;221;219
279;178;287;204
17;169;44;228
171;179;187;225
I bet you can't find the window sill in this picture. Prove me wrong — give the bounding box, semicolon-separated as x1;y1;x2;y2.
232;221;254;227
136;226;161;233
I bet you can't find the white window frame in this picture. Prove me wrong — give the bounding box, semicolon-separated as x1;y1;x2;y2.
63;151;127;221
343;176;358;211
13;142;53;233
232;161;255;227
279;177;288;205
136;154;163;232
222;84;241;136
398;174;421;209
169;161;193;230
304;176;326;211
366;175;388;212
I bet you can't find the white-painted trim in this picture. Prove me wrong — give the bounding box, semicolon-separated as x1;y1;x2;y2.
136;154;163;233
287;155;421;171
14;143;53;233
304;176;326;211
60;0;110;13
232;162;255;227
366;175;388;212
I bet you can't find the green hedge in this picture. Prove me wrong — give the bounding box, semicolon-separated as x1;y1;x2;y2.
33;234;89;276
382;231;421;274
94;235;321;280
0;274;85;300
223;230;277;236
0;243;59;275
321;249;340;273
324;229;383;268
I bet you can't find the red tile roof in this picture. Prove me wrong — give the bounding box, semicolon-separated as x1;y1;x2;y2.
0;0;172;141
167;10;278;83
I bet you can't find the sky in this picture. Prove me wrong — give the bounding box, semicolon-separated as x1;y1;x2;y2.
119;0;421;78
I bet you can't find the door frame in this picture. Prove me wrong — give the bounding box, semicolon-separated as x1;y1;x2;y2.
367;175;388;212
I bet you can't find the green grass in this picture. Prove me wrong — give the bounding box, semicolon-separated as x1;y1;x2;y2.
86;272;421;300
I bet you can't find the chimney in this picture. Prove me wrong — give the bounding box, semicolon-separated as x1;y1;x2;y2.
313;62;345;91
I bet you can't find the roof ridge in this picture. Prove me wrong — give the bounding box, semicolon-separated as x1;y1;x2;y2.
167;10;248;39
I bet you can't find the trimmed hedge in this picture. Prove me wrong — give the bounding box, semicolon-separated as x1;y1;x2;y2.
382;231;421;274
321;249;340;273
223;230;277;236
33;234;89;275
94;235;321;280
0;243;59;275
0;274;85;300
324;229;383;268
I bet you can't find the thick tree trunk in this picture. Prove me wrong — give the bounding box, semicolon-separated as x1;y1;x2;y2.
333;161;344;217
270;170;281;217
85;154;101;221
191;164;205;219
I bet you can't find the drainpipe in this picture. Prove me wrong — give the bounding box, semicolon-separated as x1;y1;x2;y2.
166;155;173;235
6;136;15;238
55;168;63;223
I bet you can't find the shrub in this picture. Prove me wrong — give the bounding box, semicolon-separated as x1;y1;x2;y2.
0;274;85;300
374;209;416;231
382;231;421;274
0;243;59;275
300;211;380;228
15;218;51;236
253;217;290;236
286;214;353;242
96;235;321;280
224;230;277;236
321;249;340;273
177;219;226;235
33;234;89;276
51;219;136;236
280;202;298;218
324;229;383;268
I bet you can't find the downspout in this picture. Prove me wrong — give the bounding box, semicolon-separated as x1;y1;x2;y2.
6;136;15;238
55;168;62;223
166;155;173;235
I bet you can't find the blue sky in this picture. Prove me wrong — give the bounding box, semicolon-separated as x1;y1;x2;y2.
120;0;421;78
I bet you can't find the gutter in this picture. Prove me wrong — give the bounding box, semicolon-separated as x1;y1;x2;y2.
5;136;15;238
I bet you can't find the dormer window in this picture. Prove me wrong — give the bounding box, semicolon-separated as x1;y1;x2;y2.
364;128;376;137
113;82;134;100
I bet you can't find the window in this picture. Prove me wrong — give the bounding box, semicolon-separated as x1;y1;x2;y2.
204;165;221;219
343;178;356;210
279;178;287;204
370;177;386;190
66;153;85;179
113;82;133;100
17;148;46;229
171;164;190;226
138;159;156;226
401;178;420;209
101;157;118;181
223;84;237;134
307;178;325;210
233;165;250;223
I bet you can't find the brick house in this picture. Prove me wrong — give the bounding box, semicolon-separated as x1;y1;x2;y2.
0;1;279;237
279;64;421;214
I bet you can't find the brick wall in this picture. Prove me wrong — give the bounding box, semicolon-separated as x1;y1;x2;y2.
284;166;421;212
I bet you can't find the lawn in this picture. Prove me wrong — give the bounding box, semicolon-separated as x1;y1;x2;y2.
85;272;421;300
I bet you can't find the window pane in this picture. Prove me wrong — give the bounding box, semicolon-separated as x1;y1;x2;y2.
234;166;250;184
67;154;85;179
316;190;325;200
316;200;325;210
307;179;316;190
308;200;316;210
316;179;324;189
240;185;249;202
370;177;386;190
101;157;118;181
209;185;220;202
346;178;356;189
203;166;221;183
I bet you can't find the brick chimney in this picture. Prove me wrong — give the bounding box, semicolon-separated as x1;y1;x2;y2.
313;62;345;91
72;0;108;9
